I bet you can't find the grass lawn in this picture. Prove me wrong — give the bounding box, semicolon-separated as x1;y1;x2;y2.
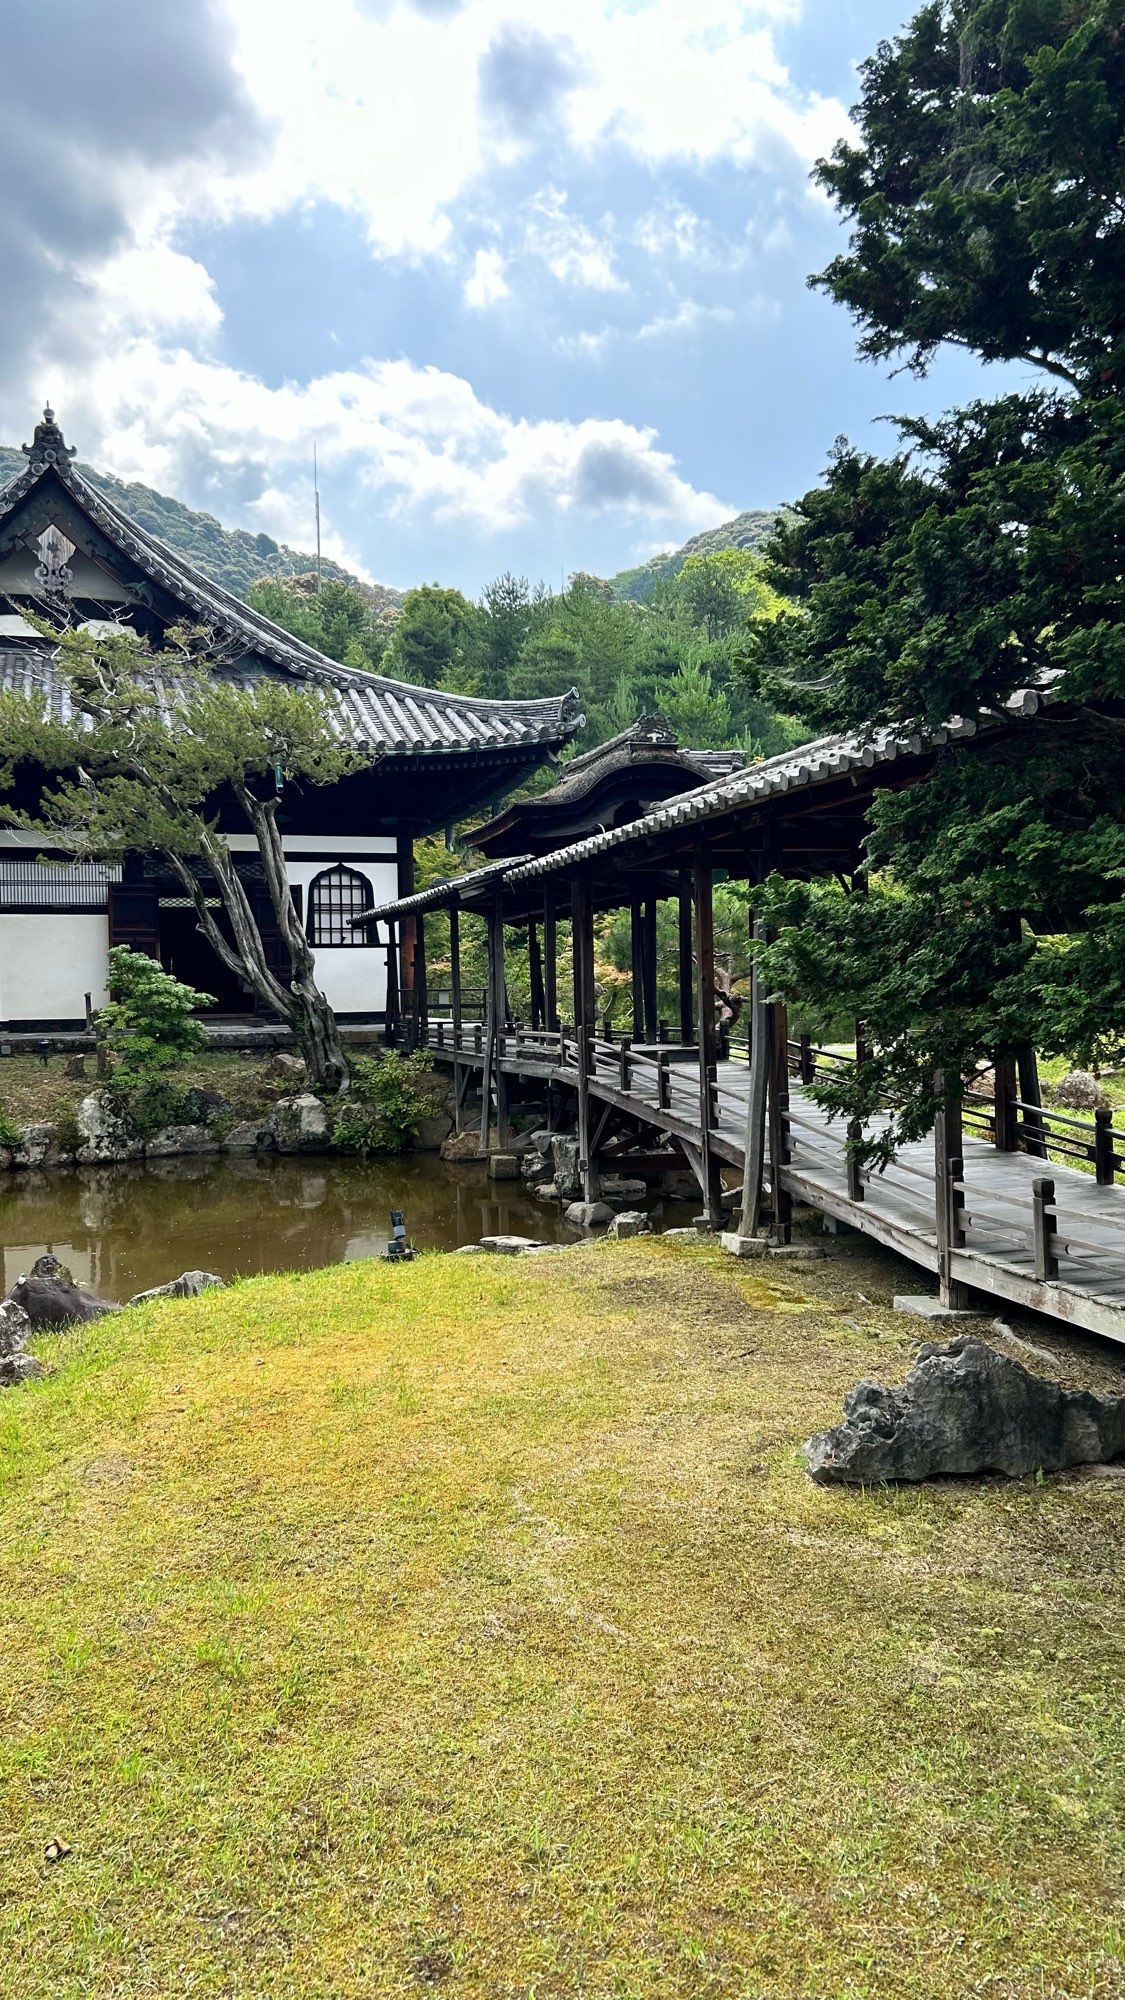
1;1237;1124;1998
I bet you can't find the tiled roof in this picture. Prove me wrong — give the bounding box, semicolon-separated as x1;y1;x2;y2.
0;421;583;758
350;854;528;925
504;689;1053;886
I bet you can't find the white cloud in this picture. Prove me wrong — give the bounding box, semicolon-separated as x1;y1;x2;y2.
50;341;731;556
636;298;736;341
171;0;848;264
464;246;510;308
522;187;621;291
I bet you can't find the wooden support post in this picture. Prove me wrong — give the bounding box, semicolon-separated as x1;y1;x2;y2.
1032;1177;1059;1281
449;906;462;1046
934;1071;970;1308
383;921;400;1046
490;896;509;1150
1017;1043;1048;1159
618;1037;632;1092
677;872;694;1045
994;1055;1018;1152
630;893;645;1043
528;920;545;1032
737;921;769;1242
798;1034;814;1085
693;847;723;1227
449;904;463;1129
413;911;429;1049
656;1050;671;1111
766;999;792;1242
1095;1107;1116;1186
543;891;558;1033
846;1019;866;1202
642;896;658;1043
572;875;597;1200
396;831;416;1048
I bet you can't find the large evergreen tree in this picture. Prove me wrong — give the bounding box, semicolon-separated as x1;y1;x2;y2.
749;0;1123;1155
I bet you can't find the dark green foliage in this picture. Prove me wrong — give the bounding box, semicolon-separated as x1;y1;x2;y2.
97;948;213;1119
750;0;1125;1159
384;585;483;689
332;1053;445;1157
246;577;389;672
813;0;1123;389
608;509;782;603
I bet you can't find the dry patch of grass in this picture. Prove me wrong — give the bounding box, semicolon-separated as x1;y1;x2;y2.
1;1238;1124;1998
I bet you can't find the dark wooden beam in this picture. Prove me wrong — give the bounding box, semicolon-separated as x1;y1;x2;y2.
692;846;723;1226
543;889;558;1031
677;871;693;1045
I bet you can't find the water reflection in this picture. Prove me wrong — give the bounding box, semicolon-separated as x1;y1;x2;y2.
0;1153;593;1299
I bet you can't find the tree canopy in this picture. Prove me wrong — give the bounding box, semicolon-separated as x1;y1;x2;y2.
749;0;1124;1154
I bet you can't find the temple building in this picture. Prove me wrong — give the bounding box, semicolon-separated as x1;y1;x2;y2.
0;409;581;1031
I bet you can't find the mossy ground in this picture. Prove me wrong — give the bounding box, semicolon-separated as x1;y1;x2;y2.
1;1237;1124;1998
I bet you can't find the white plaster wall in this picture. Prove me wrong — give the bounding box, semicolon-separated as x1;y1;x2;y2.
284;857;397;1016
0;914;109;1025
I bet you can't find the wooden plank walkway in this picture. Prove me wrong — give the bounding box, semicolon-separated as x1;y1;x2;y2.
425;1023;1125;1345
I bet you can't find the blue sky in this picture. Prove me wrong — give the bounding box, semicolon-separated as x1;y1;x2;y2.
0;0;1018;595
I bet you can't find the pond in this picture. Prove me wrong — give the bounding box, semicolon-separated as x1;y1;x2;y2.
0;1152;685;1300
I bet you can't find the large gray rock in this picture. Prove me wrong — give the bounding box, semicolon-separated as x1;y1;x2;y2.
10;1123;73;1169
1054;1069;1108;1111
144;1124;220;1159
606;1210;652;1239
599;1178;649;1210
128;1270;226;1306
478;1235;546;1255
565;1200;614;1229
222;1120;274;1153
0;1298;44;1387
76;1091;142;1164
804;1337;1125;1485
550;1135;582;1200
412;1112;454;1151
0;1297;32;1358
270;1093;330;1154
9;1253;118;1330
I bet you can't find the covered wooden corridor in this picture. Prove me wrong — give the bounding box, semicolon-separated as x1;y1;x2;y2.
355;695;1125;1346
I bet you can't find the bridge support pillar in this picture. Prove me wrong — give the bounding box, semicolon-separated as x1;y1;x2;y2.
935;1071;971;1309
677;872;694;1044
693;846;724;1228
383;920;400;1047
449;905;463;1129
572;873;599;1201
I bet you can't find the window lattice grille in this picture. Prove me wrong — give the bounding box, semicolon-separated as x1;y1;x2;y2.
307;865;370;947
0;856;121;911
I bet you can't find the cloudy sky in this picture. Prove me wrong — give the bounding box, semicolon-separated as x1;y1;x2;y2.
0;0;1009;594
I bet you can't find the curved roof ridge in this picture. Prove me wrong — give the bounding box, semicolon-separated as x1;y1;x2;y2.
1;434;582;735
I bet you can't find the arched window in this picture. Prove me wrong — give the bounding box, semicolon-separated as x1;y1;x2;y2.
307;864;370;947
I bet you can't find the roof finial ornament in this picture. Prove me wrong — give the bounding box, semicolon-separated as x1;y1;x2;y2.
22;403;76;474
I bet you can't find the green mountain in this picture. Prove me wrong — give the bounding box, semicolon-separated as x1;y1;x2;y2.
0;445;404;615
607;508;781;603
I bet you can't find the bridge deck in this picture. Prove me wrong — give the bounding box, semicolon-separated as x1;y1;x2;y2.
428;1025;1125;1344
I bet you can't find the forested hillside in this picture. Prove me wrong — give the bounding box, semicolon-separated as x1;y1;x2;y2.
607;508;781;601
0;444;402;609
0;440;798;756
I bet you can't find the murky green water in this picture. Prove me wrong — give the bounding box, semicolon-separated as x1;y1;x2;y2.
0;1152;606;1301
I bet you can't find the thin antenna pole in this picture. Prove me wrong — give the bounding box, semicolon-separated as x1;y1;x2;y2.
313;442;322;593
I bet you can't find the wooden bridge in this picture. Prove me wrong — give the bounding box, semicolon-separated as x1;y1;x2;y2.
355;699;1125;1346
418;1014;1125;1344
